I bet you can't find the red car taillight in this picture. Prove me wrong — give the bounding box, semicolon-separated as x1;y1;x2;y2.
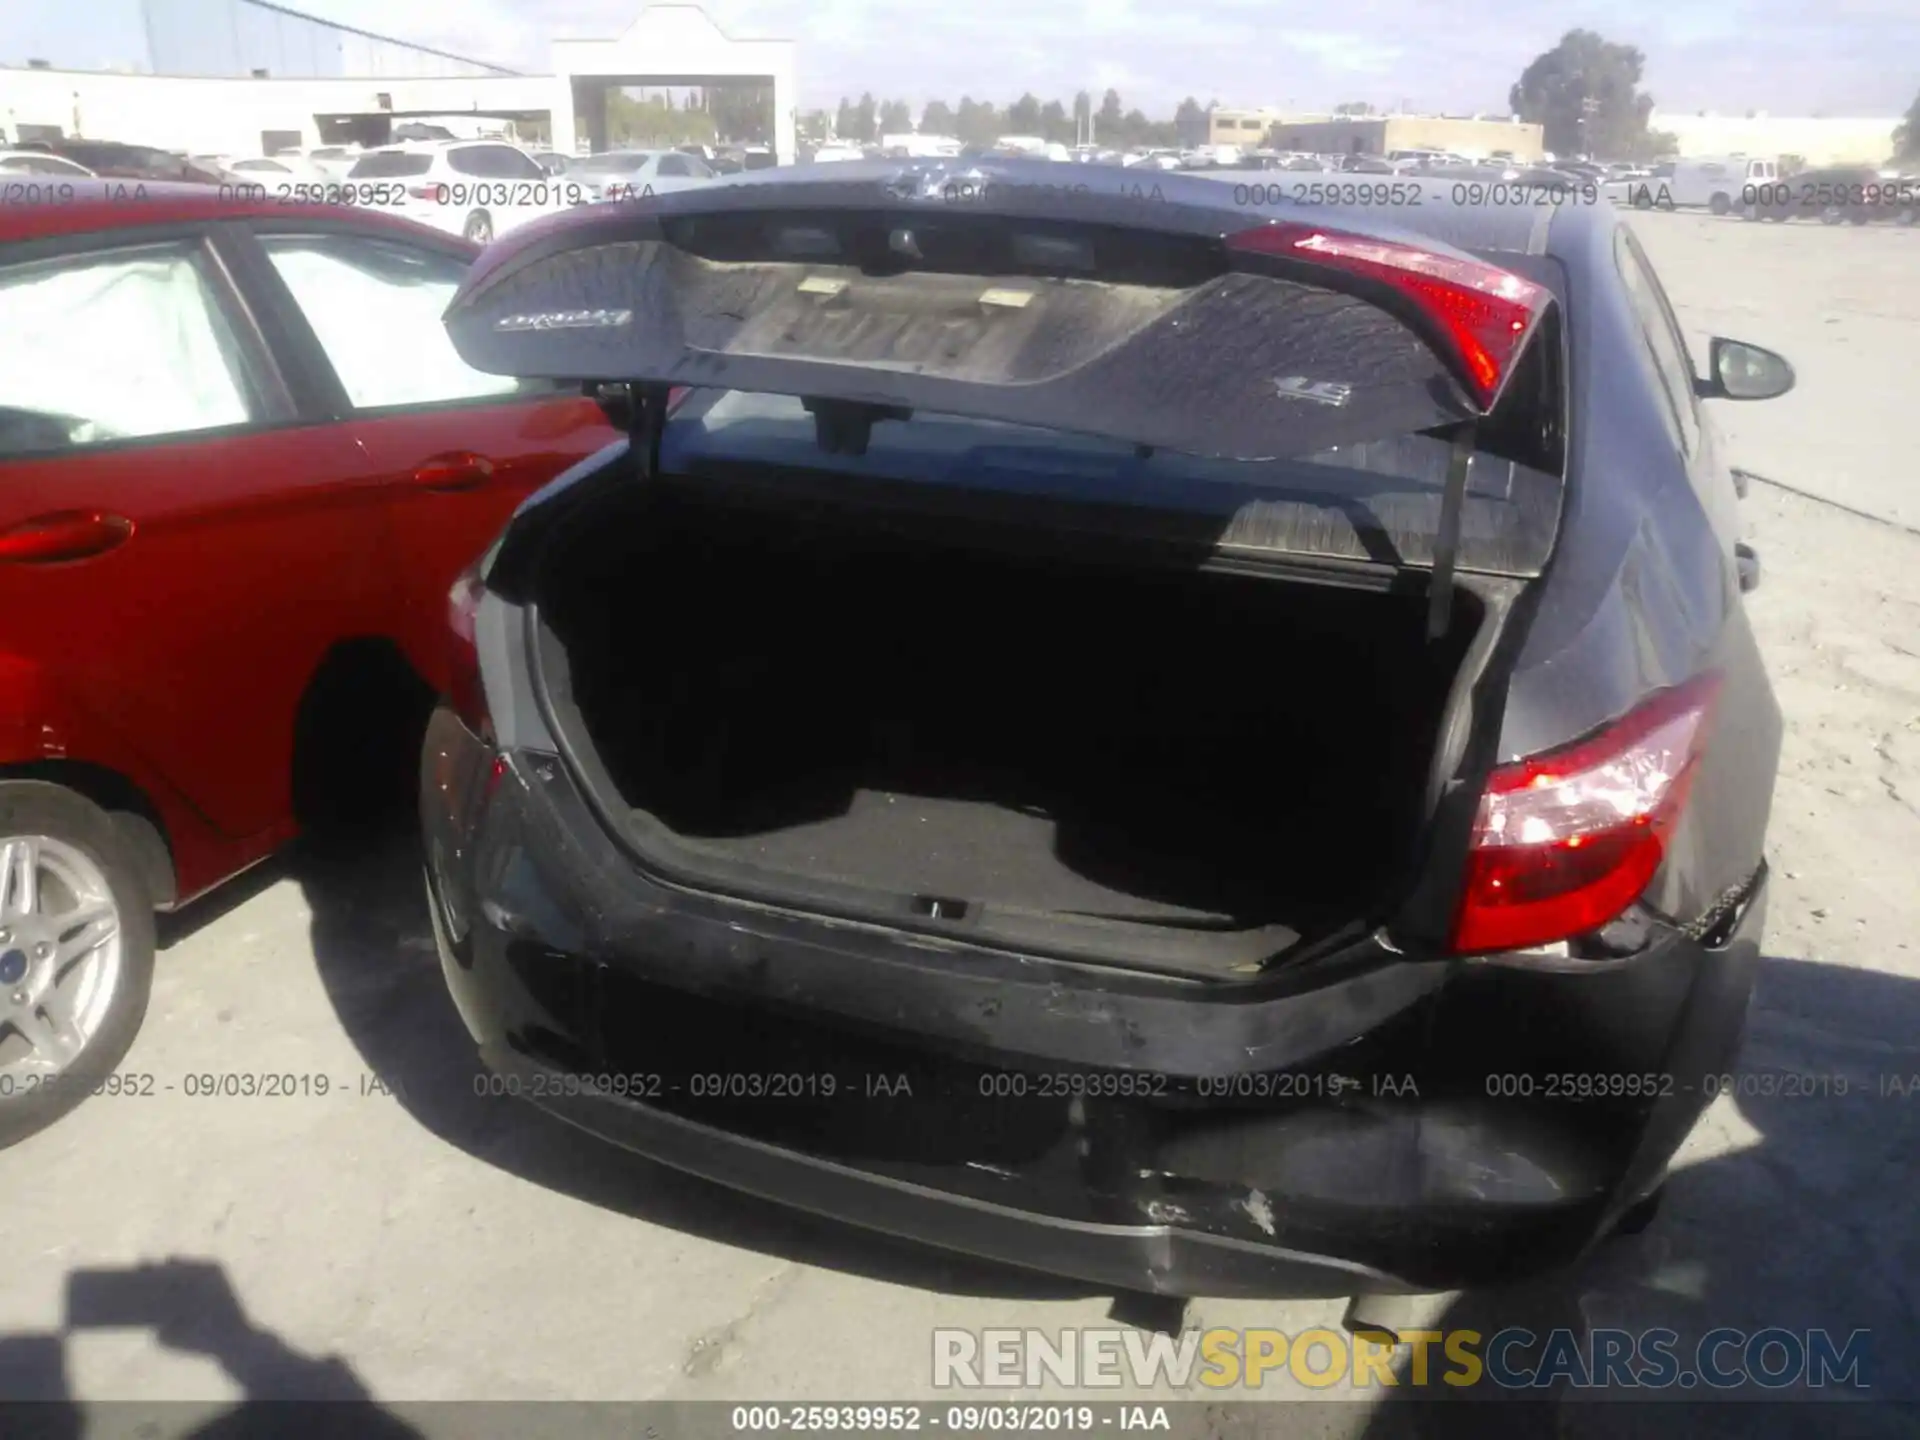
1225;222;1549;409
407;184;439;200
447;562;492;738
1450;674;1723;955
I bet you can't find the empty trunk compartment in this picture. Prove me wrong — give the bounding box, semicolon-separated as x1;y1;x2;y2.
532;476;1489;970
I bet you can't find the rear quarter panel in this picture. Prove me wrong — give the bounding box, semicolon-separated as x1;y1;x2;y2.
0;653;271;901
1498;209;1783;923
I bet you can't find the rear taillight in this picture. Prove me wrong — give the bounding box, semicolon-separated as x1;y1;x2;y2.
1226;222;1548;409
447;562;492;737
407;183;438;201
1450;674;1723;955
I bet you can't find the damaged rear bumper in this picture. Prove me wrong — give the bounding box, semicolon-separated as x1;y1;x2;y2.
422;708;1767;1297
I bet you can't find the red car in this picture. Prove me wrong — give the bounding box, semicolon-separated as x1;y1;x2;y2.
0;184;618;1144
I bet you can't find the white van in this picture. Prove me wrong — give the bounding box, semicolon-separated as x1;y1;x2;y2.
1665;156;1779;214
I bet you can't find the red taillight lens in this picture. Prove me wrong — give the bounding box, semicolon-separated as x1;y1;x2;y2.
1450;674;1723;955
1226;221;1548;409
447;563;492;737
407;183;439;200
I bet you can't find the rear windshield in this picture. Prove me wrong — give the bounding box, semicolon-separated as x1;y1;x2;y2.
349;152;432;178
659;362;1564;579
448;145;546;179
574;153;653;174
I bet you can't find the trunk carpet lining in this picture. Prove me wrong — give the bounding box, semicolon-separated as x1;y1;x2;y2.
545;482;1475;938
671;787;1259;923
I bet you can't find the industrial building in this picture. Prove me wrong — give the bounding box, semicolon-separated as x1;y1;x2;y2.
1226;111;1547;161
1207;107;1294;146
1647;112;1902;167
1211;105;1903;167
0;0;799;162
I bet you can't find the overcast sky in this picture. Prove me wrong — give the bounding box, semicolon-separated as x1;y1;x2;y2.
4;0;1915;116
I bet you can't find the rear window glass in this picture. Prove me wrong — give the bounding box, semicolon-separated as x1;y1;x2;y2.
659;386;1562;578
349;152;431;178
575;153;651;174
448;145;546;179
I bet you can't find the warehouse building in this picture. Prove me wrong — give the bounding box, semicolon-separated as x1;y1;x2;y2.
1244;112;1547;161
1650;112;1902;167
1209;102;1901;168
0;0;798;162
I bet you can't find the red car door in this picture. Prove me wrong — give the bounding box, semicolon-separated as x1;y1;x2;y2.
232;222;618;697
0;227;402;846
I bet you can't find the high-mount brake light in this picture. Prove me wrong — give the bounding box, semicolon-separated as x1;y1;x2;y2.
1226;221;1548;409
1449;674;1723;955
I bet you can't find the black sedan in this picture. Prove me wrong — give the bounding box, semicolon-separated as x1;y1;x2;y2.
418;162;1789;1299
1741;165;1896;225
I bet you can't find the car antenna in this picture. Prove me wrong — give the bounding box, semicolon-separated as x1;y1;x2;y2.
1426;423;1473;642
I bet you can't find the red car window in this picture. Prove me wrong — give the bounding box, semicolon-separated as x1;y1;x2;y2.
0;242;258;458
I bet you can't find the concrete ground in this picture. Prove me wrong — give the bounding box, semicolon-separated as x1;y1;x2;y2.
2;211;1917;1435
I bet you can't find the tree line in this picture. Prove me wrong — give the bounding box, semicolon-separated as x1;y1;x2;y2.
814;91;1216;149
602;36;1920;169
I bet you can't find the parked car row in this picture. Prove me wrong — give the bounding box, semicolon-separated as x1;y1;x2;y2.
563;147;722;202
4;139;223;184
4;165;1791;1312
1604;157;1918;224
0;150;98;178
1738;165;1919;226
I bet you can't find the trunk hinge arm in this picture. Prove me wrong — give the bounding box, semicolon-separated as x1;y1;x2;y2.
1427;422;1474;642
627;382;673;480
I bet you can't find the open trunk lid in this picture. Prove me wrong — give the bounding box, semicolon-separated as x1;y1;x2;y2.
443;162;1568;581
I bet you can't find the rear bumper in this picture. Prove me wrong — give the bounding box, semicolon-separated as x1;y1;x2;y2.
422;708;1768;1297
481;1043;1406;1298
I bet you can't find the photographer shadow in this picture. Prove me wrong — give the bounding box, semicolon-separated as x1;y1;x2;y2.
0;1257;421;1438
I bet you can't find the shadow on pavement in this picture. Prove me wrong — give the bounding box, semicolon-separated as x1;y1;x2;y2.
0;1257;421;1437
295;819;1096;1305
1356;951;1920;1440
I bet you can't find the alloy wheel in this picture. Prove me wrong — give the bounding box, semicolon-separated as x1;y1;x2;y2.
0;835;124;1087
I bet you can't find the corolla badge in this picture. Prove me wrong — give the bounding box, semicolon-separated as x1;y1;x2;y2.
1272;376;1352;407
493;309;633;331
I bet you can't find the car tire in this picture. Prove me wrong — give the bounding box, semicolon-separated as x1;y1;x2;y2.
1821;207;1843;225
1849;211;1870;226
463;210;495;244
0;781;156;1150
1709;192;1731;215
